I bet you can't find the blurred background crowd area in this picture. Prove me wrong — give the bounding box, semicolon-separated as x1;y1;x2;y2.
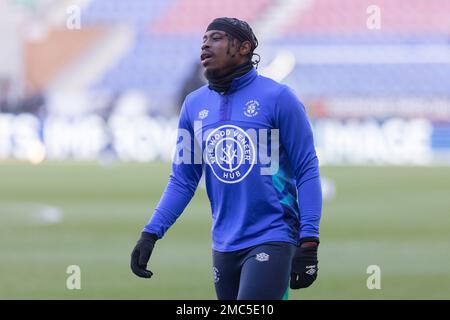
1;0;449;164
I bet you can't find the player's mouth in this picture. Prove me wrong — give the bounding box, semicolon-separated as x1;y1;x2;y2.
201;52;214;66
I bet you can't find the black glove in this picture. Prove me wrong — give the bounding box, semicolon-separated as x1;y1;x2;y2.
290;239;319;289
130;232;158;278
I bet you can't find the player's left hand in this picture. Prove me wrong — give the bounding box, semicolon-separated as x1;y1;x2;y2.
290;241;319;289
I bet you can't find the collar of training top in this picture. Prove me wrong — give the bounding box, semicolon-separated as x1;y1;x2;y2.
228;67;258;94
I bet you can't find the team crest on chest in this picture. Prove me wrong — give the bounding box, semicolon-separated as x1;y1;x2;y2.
244;100;260;117
205;125;256;184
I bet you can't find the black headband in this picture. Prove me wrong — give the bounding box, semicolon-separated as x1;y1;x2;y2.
206;17;258;51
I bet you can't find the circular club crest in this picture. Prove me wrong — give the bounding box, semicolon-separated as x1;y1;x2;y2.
244;100;260;117
205;125;256;184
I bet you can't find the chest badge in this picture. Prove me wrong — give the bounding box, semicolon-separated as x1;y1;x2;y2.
205;125;256;184
244;100;260;117
198;109;209;119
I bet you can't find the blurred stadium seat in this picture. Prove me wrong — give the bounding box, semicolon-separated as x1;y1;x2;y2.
83;0;176;25
151;0;274;34
283;0;450;36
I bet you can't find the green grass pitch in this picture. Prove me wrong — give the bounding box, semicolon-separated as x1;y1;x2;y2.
0;161;449;299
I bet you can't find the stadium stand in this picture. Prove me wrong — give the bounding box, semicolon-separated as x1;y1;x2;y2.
3;0;450;114
283;0;450;36
77;0;450;109
151;0;275;34
1;0;450;163
82;0;177;25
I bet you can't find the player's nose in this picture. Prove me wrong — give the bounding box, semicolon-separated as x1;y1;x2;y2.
201;42;209;51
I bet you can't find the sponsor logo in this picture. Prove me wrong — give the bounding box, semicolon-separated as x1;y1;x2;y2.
305;265;316;276
198;109;209;119
205;125;256;184
255;252;270;262
213;267;220;283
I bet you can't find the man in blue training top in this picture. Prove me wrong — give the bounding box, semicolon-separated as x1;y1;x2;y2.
131;17;322;300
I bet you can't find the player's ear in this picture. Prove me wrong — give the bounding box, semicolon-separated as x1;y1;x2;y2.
239;40;252;57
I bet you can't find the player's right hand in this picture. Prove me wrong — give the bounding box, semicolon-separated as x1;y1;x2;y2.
130;232;158;278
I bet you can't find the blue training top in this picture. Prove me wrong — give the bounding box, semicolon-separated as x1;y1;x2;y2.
143;67;322;252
